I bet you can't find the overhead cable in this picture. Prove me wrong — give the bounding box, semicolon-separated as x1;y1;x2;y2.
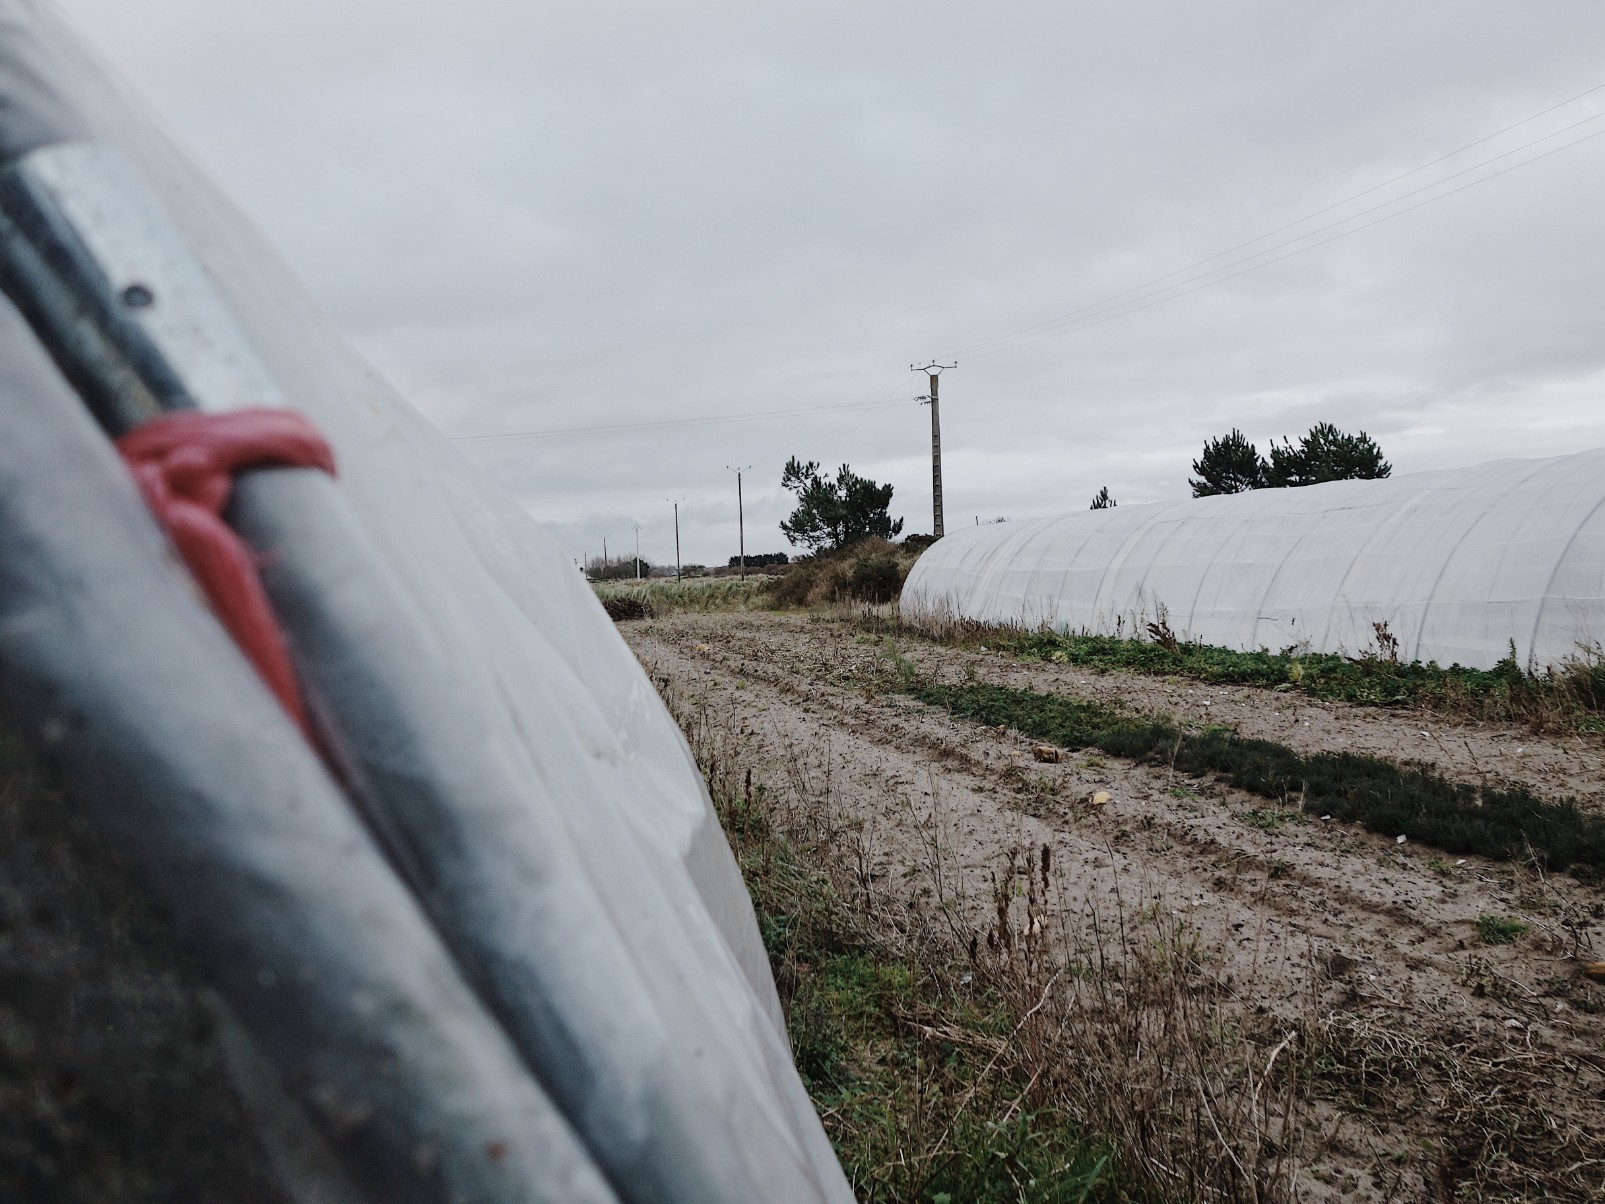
953;88;1605;360
451;396;912;444
962;127;1605;360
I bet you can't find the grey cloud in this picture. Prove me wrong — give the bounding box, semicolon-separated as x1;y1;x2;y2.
56;0;1605;565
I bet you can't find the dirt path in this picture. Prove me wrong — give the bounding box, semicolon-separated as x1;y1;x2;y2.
623;611;1605;1203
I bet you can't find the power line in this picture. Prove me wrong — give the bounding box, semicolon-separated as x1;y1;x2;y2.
451;396;912;443
759;390;905;464
963;127;1605;360
958;110;1604;360
752;367;914;464
780;406;897;465
451;84;1605;449
951;86;1605;360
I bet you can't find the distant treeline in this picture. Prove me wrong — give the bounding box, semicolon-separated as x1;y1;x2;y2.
729;552;789;567
587;555;651;581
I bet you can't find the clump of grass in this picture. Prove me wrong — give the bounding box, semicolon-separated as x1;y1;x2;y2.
1474;914;1530;945
891;611;1605;735
600;592;654;621
1241;807;1307;831
903;679;1605;881
984;851;1309;1202
1303;1009;1596;1199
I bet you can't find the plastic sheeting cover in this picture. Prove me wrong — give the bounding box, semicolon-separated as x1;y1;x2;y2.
0;2;853;1200
903;450;1605;671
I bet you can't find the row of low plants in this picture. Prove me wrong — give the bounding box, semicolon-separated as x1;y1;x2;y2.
896;675;1605;882
887;613;1605;735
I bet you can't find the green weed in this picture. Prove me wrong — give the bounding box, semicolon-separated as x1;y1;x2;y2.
1474;914;1530;945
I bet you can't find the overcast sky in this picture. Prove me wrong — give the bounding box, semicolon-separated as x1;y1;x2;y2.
55;1;1605;568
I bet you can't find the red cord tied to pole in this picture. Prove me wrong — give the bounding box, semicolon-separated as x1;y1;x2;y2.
117;407;336;738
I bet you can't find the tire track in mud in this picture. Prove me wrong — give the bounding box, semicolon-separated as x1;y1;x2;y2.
623;612;1605;1201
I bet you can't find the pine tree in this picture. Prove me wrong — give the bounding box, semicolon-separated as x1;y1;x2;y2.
1265;423;1391;488
1090;486;1116;509
779;458;903;552
1189;429;1267;496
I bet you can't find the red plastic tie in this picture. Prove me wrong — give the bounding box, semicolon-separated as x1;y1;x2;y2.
116;408;336;738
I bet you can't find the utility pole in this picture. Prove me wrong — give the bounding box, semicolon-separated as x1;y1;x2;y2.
631;522;643;580
602;536;608;572
912;361;956;539
726;465;751;579
667;499;683;582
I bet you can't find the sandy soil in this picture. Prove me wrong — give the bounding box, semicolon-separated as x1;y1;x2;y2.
623;611;1605;1203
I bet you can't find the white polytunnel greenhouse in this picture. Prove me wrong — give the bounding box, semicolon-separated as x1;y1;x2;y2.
0;2;853;1201
902;449;1605;672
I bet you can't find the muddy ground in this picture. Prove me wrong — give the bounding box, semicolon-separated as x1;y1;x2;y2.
622;610;1605;1203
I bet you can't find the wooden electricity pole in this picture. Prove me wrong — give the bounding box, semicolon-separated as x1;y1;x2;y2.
667;499;683;581
726;465;751;578
912;361;956;538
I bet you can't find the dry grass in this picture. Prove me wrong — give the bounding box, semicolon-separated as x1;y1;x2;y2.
979;849;1310;1203
669;686;1116;1202
593;574;779;616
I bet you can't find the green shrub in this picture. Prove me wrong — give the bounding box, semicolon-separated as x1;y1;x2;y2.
846;556;902;603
